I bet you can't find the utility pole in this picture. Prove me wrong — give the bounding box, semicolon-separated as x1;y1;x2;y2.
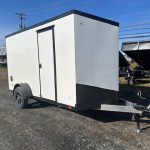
16;12;26;30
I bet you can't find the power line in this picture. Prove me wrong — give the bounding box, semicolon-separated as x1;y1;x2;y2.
113;10;150;20
120;22;150;29
23;0;97;14
0;39;5;45
23;0;71;13
40;0;97;13
12;0;97;36
120;27;150;33
119;35;150;39
16;12;26;30
119;31;150;36
0;39;4;41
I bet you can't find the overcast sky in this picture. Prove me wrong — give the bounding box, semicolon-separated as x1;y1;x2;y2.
1;0;150;45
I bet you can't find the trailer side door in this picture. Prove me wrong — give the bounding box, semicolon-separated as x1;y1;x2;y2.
37;27;56;101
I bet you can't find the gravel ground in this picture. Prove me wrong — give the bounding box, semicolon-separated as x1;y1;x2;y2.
0;67;150;150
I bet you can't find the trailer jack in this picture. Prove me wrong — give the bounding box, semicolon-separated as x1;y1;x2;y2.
136;114;142;133
132;114;143;133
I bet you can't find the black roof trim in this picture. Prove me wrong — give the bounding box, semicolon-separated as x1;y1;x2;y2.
6;9;119;38
122;42;138;45
74;10;119;26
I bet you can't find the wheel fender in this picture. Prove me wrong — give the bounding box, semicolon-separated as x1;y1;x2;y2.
13;83;33;98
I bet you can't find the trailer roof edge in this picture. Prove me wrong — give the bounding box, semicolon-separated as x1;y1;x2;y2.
5;9;119;38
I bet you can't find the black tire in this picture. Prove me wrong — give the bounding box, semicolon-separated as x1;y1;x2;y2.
13;87;28;108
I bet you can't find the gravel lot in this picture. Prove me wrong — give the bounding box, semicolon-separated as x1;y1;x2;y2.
0;67;150;150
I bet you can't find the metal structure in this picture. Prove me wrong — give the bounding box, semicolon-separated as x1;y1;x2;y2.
16;12;26;30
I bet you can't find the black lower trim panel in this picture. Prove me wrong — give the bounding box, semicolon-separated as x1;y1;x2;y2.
76;84;118;110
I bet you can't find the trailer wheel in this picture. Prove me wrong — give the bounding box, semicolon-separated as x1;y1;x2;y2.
13;87;28;108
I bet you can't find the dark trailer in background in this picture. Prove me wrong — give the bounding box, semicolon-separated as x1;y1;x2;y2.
119;51;129;77
119;51;129;68
121;40;150;70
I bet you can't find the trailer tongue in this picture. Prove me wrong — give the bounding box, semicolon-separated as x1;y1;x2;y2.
98;92;150;133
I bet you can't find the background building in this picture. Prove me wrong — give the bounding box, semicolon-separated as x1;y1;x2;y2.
0;45;7;65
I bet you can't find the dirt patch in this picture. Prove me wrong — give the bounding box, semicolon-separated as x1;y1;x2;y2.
0;67;8;86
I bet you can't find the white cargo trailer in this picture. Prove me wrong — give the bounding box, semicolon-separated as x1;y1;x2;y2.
6;10;119;110
6;10;150;132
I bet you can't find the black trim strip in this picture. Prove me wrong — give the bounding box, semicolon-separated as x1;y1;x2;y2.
52;28;58;102
122;49;150;52
37;25;55;33
6;9;119;38
36;33;42;97
74;10;119;26
122;42;138;45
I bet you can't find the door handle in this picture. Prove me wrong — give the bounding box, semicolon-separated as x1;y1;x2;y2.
39;63;42;69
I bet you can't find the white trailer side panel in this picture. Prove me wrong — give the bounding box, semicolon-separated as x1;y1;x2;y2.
74;14;119;91
54;15;76;106
6;31;41;97
6;14;76;106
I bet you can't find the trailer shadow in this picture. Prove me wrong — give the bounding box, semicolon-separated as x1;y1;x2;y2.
142;125;150;131
79;110;132;122
79;110;149;122
119;84;150;103
26;99;150;131
78;110;150;130
26;99;53;109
